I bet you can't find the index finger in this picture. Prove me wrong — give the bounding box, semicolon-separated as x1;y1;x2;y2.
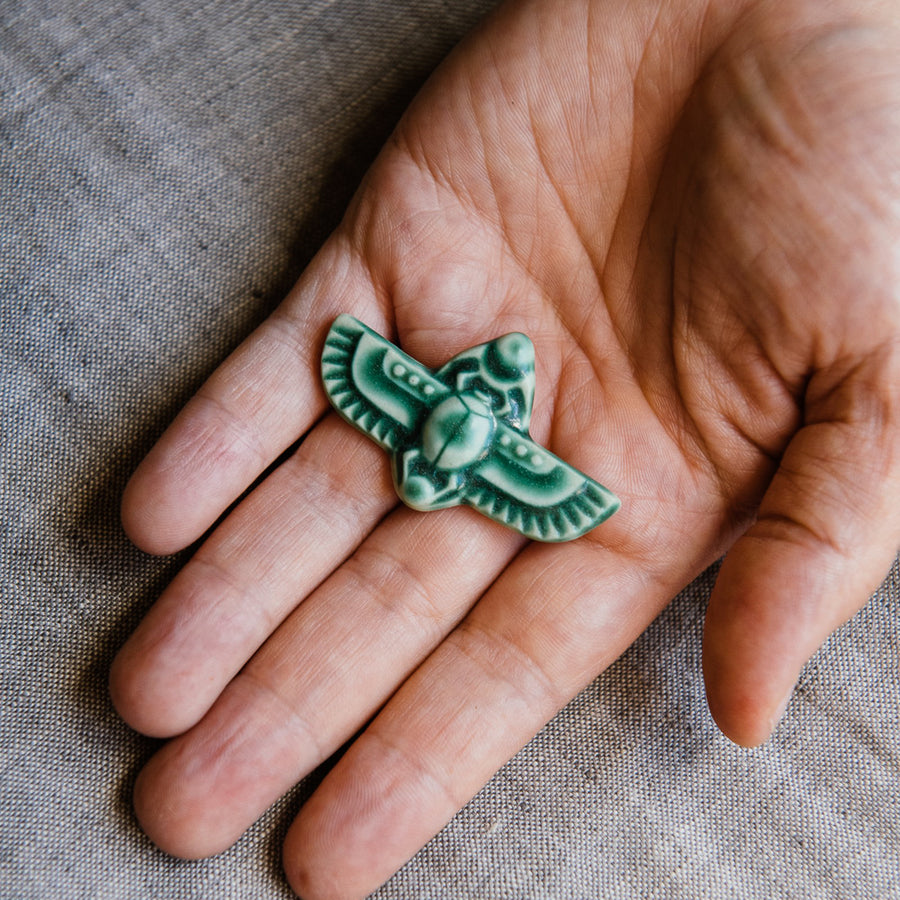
121;236;386;555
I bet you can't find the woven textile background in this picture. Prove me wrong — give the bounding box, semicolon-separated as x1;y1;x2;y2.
1;1;898;897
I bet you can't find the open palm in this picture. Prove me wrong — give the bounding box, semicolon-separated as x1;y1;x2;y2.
111;0;900;897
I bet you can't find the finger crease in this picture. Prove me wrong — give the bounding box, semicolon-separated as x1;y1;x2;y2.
453;620;565;713
238;666;329;768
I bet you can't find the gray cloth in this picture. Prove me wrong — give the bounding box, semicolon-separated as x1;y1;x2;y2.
1;1;898;898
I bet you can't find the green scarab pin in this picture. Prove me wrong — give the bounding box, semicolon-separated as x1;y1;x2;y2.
321;314;620;542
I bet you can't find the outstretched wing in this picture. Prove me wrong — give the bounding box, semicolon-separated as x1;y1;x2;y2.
464;421;620;542
321;314;450;451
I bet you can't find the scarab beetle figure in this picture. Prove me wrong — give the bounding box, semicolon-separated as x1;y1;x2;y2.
321;314;620;542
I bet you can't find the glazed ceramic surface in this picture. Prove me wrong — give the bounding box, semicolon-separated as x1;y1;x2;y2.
322;314;619;541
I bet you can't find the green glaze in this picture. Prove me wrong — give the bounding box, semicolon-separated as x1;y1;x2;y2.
321;314;620;542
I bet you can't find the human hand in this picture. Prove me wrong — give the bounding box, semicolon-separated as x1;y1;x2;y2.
110;0;900;896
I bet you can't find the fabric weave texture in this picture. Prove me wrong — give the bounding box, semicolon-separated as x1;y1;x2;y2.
1;1;898;897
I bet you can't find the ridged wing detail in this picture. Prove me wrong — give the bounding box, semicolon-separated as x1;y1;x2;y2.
463;422;620;542
322;315;448;451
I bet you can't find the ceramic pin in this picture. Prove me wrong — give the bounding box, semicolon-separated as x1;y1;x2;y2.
321;314;619;542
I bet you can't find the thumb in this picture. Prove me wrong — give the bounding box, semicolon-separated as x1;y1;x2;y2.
703;351;900;746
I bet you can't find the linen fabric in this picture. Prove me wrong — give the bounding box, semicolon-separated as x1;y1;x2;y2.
1;1;898;897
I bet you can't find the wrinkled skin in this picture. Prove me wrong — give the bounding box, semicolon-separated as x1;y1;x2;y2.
110;0;900;896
